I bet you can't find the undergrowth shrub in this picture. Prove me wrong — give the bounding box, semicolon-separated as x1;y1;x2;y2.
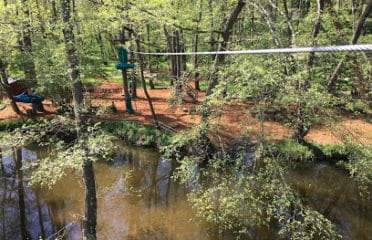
0;118;45;131
269;140;314;161
101;120;170;147
337;144;372;194
315;144;349;160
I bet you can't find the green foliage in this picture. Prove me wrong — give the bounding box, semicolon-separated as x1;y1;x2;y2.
101;120;170;147
338;144;372;194
316;143;349;161
173;149;341;239
0;118;117;188
161;130;198;161
0;118;44;131
343;99;372;115
0;0;371;237
33;38;73;104
270;140;314;162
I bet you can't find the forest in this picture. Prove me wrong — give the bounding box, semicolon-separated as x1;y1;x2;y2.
0;0;371;239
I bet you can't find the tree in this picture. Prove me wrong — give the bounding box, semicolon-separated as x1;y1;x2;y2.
60;0;97;239
206;0;246;96
18;0;37;86
327;0;372;102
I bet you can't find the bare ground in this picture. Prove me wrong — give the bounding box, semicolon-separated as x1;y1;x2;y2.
1;80;371;146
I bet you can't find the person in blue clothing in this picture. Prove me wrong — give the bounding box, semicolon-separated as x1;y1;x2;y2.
13;88;45;113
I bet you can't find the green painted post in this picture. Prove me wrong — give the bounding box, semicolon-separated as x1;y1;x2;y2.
115;46;135;113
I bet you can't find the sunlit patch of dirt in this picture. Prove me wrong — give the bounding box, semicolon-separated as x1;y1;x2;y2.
1;79;371;146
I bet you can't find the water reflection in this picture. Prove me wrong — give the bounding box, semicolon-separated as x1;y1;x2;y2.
1;143;371;240
0;142;203;240
1;147;55;240
287;163;372;240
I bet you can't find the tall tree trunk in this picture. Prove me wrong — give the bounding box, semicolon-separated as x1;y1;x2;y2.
129;43;137;99
206;0;246;95
327;0;372;92
179;30;187;72
193;0;203;91
60;1;97;239
249;4;255;39
306;0;324;73
146;23;152;72
208;0;217;60
20;0;37;85
193;30;200;90
175;29;181;78
174;29;182;96
163;25;175;85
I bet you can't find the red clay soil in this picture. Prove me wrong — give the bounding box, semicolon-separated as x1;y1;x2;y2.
1;80;371;146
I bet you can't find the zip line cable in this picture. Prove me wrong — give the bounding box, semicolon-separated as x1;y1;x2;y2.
134;44;372;56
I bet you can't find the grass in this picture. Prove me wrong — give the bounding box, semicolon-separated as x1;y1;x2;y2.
267;140;363;162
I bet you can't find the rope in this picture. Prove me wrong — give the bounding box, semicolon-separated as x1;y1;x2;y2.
135;44;372;56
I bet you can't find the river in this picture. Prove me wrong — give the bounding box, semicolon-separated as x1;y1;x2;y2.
0;141;371;239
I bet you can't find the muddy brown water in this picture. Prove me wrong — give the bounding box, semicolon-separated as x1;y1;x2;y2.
0;142;371;240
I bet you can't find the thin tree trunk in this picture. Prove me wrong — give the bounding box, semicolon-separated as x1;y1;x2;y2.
180;30;187;72
60;1;97;239
146;25;155;89
292;0;324;142
20;0;37;85
208;0;216;60
206;0;246;95
327;0;372;92
135;36;159;129
175;29;181;93
129;43;137;99
249;4;255;39
163;25;175;85
193;30;200;90
146;23;152;72
193;0;202;91
268;0;296;45
306;0;324;73
174;29;181;79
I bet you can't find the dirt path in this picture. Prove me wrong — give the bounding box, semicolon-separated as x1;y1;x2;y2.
1;80;371;146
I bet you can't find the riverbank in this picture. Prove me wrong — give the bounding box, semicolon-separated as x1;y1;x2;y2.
1;79;371;146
